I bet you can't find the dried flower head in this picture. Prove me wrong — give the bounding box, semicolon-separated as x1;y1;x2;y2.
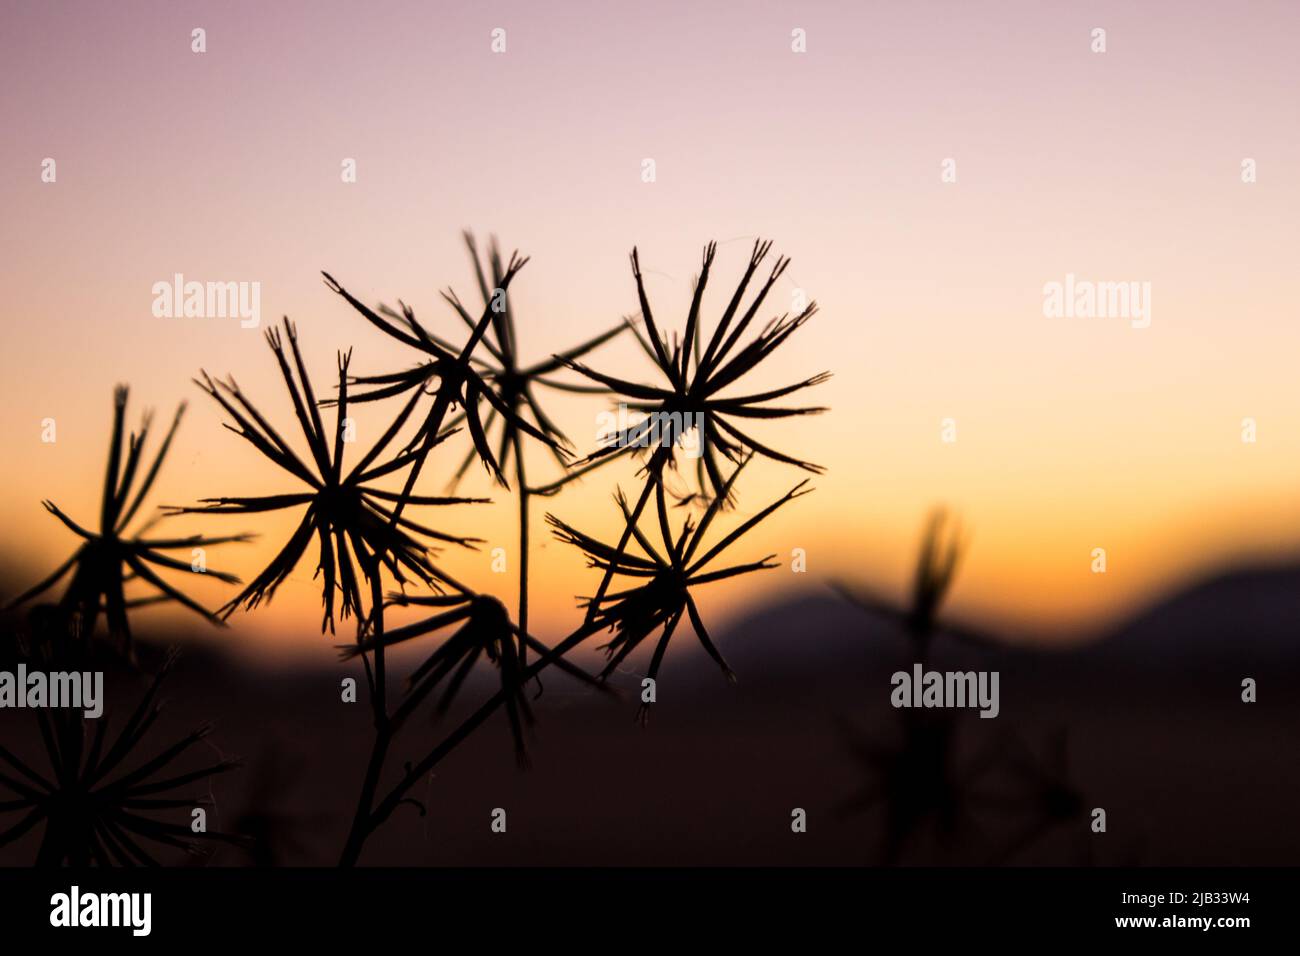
436;232;627;490
548;455;811;719
5;387;248;658
561;240;829;506
172;319;487;632
342;593;606;765
322;247;566;488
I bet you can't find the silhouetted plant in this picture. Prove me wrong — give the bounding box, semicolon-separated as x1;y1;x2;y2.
172;320;487;633
4;387;248;659
170;316;509;867
559;240;828;507
831;508;1003;863
546;240;826;630
1;234;830;870
352;459;818;840
320;239;828;860
435;233;630;668
832;510;1079;865
834;508;991;660
321;247;561;496
834;708;1001;865
325;236;630;683
317;243;629;863
438;232;627;486
343;591;610;766
0;651;246;866
6;236;826;868
989;729;1091;865
547;455;810;719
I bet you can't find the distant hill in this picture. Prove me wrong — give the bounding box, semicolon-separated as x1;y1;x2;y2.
1087;561;1300;670
677;559;1300;688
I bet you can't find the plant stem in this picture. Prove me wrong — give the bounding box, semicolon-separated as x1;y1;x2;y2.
528;442;638;497
387;390;454;528
512;427;529;667
338;559;390;867
342;373;647;859
363;617;605;835
583;453;663;624
338;383;484;866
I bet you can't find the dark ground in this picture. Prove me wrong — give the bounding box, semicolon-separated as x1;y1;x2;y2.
2;561;1297;867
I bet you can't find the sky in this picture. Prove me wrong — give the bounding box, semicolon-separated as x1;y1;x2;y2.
2;0;1298;658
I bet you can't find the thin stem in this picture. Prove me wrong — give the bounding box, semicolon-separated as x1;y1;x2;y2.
382;390;475;602
365;617;606;834
386;390;454;528
512;426;529;668
338;560;390;867
528;442;639;497
584;450;664;624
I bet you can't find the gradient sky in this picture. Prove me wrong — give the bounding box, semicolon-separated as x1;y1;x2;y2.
2;0;1299;658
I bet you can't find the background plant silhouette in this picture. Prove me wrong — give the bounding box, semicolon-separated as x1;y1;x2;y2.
834;508;995;660
832;510;1089;864
0;650;246;866
5;387;248;660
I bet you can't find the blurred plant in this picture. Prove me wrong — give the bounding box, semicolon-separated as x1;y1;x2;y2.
832;508;1009;864
833;508;992;661
0;651;245;866
226;743;324;866
4;387;248;660
988;729;1091;865
833;511;1092;865
834;708;1002;864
